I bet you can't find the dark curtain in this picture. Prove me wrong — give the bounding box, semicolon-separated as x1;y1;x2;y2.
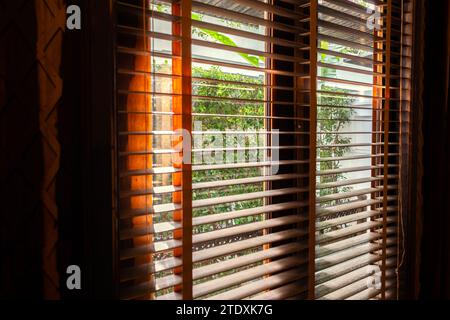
412;0;450;299
0;0;43;298
0;0;114;299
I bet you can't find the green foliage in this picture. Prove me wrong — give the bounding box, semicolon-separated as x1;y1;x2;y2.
192;66;264;131
192;12;265;67
192;66;265;235
317;86;356;200
317;41;357;202
192;63;356;228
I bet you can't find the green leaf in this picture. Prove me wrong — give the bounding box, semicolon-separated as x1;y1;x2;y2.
192;13;262;67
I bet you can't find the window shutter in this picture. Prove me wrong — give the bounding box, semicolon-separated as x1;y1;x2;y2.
314;0;412;300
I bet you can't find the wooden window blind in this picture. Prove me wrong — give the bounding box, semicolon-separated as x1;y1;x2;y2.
314;0;412;300
113;0;412;300
115;0;192;300
187;0;313;300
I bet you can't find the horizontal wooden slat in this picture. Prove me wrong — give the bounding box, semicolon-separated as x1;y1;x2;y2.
317;142;384;148
193;160;308;171
120;166;181;177
120;274;182;299
120;221;182;240
231;0;304;19
192;175;306;191
318;4;367;27
193;187;308;209
316;209;382;231
317;89;385;100
316;265;373;299
347;283;392;300
206;269;307;300
120;145;307;156
193;215;305;244
119;160;308;178
316;232;382;258
193;145;307;153
191;19;303;49
317;131;388;135
193;256;305;298
117;1;180;21
191;0;305;33
193;113;310;120
116;25;182;42
317;153;397;162
119;130;308;137
117;51;307;77
319;271;385;300
318;48;375;67
156;292;182;301
316;199;383;219
317;165;383;176
121;238;182;260
318;34;378;53
192;38;306;64
193;55;306;76
120;203;182;219
193;201;308;226
323;269;396;300
318;76;376;88
248;281;307;300
317;187;383;203
321;0;373;16
116;64;295;90
193;229;306;263
318;62;382;77
385;256;398;268
319;20;383;44
193;130;303;135
316;242;383;272
193;242;306;280
120;256;183;282
317;176;384;189
120;185;182;198
316;220;383;245
316;253;381;285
